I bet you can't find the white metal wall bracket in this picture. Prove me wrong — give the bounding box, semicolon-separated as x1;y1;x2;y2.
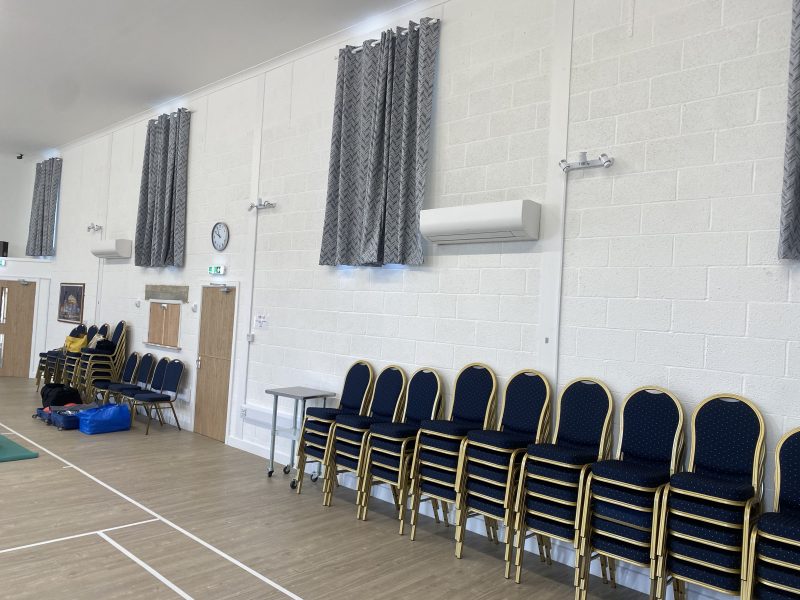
558;151;614;173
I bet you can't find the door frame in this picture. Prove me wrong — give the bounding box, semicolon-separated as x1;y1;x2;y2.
0;276;50;378
194;280;240;442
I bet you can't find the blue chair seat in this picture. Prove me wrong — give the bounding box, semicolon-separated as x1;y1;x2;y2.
669;495;744;524
39;351;49;358
527;479;580;503
758;512;800;542
669;537;741;569
526;496;575;522
527;442;597;466
592;516;651;544
370;464;400;482
467;495;505;518
370;422;419;439
668;514;742;547
336;414;385;430
133;392;171;402
92;380;113;389
758;537;800;564
757;562;800;591
753;583;800;599
467;429;534;449
525;514;574;541
667;557;740;592
468;462;508;484
593;499;652;529
81;347;113;355
591;459;670;488
592;481;654;508
419;450;458;470
592;534;650;565
466;479;505;501
66;351;82;358
527;461;583;485
670;471;754;502
420;419;479;438
420;480;456;501
306;406;351;421
109;383;142;392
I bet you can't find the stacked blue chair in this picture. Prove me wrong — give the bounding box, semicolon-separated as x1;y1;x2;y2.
408;363;497;540
77;320;127;397
130;359;185;434
659;394;765;599
747;428;800;600
110;355;165;412
42;324;88;384
325;365;406;507
454;369;551;574
575;387;684;599
511;378;613;584
89;352;140;404
295;361;373;495
105;353;156;407
359;368;442;530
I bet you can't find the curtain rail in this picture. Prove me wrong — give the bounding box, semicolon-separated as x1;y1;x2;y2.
336;18;440;57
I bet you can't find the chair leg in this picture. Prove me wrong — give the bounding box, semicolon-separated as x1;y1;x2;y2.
454;503;467;558
169;403;181;431
600;555;608;584
608;557;616;588
410;477;422;541
442;501;450;527
296;448;307;495
145;404;153;435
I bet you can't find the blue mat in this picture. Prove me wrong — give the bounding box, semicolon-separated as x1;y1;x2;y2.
0;435;38;462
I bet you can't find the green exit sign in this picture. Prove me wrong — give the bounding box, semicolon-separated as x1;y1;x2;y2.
0;259;6;267
208;265;226;275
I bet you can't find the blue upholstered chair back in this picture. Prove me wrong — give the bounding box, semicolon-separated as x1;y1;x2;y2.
98;323;110;337
692;397;762;484
87;325;98;340
620;388;681;468
778;429;800;514
70;324;87;337
501;370;549;438
405;369;441;427
121;353;139;384
149;358;171;391
110;321;125;344
369;366;405;420
161;360;184;394
555;379;612;453
451;364;496;428
339;361;372;412
135;353;156;386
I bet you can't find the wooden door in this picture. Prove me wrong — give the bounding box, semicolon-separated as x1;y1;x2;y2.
194;285;236;441
0;280;36;377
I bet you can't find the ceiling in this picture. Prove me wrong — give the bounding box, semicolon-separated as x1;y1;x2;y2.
0;0;412;155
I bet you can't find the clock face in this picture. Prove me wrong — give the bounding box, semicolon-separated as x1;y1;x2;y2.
211;222;229;251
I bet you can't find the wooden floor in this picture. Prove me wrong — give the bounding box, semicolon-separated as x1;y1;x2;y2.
0;377;644;599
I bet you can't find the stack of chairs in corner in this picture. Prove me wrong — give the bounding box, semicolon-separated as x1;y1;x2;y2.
749;427;800;599
454;369;551;575
295;361;373;495
60;324;97;386
325;365;406;507
105;353;156;407
359;367;442;531
408;363;497;540
130;359;186;434
659;394;765;599
89;352;140;404
575;387;684;599
76;320;127;397
110;356;168;417
511;378;613;584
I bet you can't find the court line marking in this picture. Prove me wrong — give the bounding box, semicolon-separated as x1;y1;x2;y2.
0;519;159;555
99;532;194;600
0;421;303;600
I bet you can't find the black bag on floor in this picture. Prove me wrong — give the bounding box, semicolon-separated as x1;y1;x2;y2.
43;386;81;408
40;382;65;403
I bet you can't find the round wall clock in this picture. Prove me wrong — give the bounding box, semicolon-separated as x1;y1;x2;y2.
211;222;230;251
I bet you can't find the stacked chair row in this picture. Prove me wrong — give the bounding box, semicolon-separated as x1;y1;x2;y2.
90;351;185;435
292;359;798;599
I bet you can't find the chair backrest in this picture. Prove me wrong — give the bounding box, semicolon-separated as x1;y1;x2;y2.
499;369;550;440
86;325;98;340
366;366;406;421
97;323;110;337
149;358;171;391
120;352;140;384
554;378;613;458
110;321;125;345
160;360;184;394
403;368;442;427
618;387;683;473
450;363;497;429
690;395;764;490
135;353;156;386
70;324;87;337
339;361;373;413
776;428;800;513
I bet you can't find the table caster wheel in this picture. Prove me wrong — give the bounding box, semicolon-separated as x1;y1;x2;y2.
283;464;291;475
310;473;319;483
290;479;298;489
268;469;274;477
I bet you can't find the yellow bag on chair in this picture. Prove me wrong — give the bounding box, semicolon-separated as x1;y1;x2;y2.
64;335;88;353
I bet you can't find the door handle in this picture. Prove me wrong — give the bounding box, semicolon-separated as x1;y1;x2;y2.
196;356;201;370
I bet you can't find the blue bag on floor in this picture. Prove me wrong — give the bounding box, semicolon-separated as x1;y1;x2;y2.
78;403;131;435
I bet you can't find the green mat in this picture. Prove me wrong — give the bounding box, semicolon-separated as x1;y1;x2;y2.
0;435;38;462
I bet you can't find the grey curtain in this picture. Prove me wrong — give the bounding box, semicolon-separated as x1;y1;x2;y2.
780;2;800;259
135;108;190;267
320;17;441;267
25;157;62;257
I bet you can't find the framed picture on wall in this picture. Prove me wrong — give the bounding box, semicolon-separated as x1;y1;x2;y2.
57;283;85;324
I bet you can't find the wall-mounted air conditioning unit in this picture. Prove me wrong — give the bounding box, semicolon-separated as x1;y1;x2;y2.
90;239;132;259
420;199;541;244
